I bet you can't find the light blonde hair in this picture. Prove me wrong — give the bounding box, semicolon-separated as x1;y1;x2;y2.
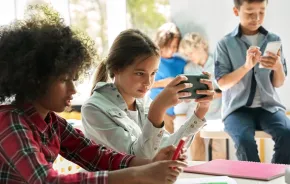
179;32;209;58
154;22;181;49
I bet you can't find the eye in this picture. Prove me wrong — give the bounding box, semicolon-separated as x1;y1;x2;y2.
151;71;156;76
136;72;144;76
60;78;68;82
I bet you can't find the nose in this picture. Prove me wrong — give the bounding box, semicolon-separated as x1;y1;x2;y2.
70;81;77;95
143;75;152;87
252;13;260;21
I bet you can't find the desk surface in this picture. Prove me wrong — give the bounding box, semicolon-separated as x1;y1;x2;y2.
179;161;286;184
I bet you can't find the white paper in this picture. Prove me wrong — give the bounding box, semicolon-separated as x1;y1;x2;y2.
175;176;237;184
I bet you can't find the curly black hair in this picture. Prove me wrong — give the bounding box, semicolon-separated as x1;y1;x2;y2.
0;5;97;104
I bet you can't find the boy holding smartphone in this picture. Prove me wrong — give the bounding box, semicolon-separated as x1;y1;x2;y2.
214;0;290;164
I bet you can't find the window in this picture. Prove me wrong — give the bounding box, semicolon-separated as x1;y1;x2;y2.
126;0;170;39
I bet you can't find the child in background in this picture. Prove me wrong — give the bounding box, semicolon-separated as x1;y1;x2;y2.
0;5;187;184
178;32;222;120
150;22;186;133
176;32;224;161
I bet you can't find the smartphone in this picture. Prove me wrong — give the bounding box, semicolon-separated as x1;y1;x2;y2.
259;41;282;68
177;74;209;99
263;41;281;56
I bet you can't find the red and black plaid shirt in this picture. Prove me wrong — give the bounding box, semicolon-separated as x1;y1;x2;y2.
0;104;135;184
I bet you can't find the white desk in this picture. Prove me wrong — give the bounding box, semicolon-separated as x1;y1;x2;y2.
179;161;286;184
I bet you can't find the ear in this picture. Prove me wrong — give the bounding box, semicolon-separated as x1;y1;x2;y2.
113;69;119;76
233;7;239;16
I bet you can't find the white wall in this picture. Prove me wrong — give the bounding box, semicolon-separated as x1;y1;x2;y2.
170;0;290;110
107;0;127;48
0;0;16;25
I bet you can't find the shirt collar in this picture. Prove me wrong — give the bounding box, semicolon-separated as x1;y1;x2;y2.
93;82;145;113
20;103;52;133
231;24;268;38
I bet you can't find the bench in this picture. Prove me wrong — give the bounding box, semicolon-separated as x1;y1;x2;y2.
200;120;272;162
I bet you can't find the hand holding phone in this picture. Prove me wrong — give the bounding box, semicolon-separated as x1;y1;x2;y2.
259;41;281;68
177;74;209;99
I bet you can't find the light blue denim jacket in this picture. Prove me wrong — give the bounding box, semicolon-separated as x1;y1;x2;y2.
81;82;206;158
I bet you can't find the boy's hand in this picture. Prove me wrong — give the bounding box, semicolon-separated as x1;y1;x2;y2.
245;46;261;70
260;50;282;71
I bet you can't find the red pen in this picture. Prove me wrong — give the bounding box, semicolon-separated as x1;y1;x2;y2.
172;138;186;160
171;138;187;169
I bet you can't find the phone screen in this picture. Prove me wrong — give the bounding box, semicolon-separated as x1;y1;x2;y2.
260;41;282;68
263;41;281;56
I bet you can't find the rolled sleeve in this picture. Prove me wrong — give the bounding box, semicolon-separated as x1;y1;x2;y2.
160;113;206;148
279;41;287;76
141;118;165;151
214;40;232;81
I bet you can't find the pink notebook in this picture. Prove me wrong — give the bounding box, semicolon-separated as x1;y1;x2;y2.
184;159;288;181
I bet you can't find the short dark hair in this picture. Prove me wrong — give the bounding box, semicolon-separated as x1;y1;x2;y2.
155;22;181;49
234;0;268;8
0;5;96;104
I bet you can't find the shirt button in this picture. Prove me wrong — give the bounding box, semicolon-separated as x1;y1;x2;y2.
194;121;197;124
154;147;158;150
119;113;122;116
191;124;195;128
158;133;162;137
117;95;120;98
124;109;128;112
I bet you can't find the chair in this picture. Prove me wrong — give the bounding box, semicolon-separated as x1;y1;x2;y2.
200;120;272;162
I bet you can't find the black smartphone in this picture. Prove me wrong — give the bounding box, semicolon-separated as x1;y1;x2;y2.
177;74;209;99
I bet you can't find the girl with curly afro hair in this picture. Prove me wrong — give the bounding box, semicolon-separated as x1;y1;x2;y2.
0;5;187;184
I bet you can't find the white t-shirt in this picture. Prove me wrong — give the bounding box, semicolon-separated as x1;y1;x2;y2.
128;110;140;125
243;33;262;108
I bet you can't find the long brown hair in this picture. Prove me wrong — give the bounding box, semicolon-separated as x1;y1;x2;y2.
91;29;159;94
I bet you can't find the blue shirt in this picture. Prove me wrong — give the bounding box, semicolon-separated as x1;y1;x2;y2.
150;55;186;116
214;25;287;120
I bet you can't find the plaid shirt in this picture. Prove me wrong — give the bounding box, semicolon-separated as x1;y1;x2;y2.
0;104;135;184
